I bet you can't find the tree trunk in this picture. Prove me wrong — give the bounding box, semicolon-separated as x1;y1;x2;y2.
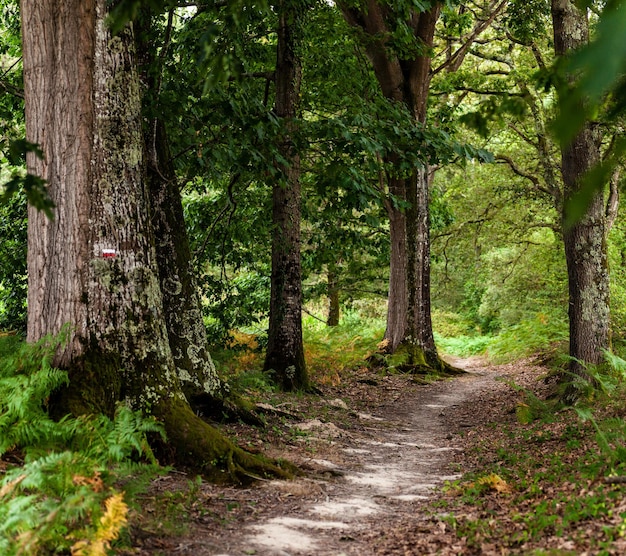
552;0;610;399
341;1;451;372
405;167;440;367
21;0;291;481
383;177;408;352
327;262;340;327
134;14;225;408
146;118;226;404
263;2;308;391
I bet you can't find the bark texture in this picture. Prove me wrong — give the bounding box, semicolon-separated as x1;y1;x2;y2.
552;0;610;397
327;263;340;327
405;167;439;367
384;177;408;353
135;15;224;405
341;1;447;370
24;0;167;410
146;118;225;403
263;2;308;391
21;0;291;480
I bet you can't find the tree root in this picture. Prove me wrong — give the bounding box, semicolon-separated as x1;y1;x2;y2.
156;398;298;484
368;343;466;378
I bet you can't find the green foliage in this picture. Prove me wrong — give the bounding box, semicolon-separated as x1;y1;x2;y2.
553;0;626;144
435;333;491;358
607;220;626;337
562;137;626;229
557;350;626;406
0;139;54;219
0;191;26;331
303;309;385;383
549;0;626;226
212;307;386;387
201;270;271;345
0;332;165;554
504;0;550;44
488;314;568;363
506;378;555;424
459;94;529;139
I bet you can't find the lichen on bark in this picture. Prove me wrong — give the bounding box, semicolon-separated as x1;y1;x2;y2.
22;0;296;481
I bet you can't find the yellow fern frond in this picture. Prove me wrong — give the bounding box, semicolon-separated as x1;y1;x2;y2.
97;493;128;543
477;473;512;494
71;493;128;556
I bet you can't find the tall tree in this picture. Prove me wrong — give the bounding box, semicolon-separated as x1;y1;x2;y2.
263;0;309;390
21;0;288;480
551;0;611;398
135;10;226;410
339;0;446;369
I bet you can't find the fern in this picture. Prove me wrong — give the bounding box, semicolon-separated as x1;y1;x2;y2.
71;493;129;556
502;378;555;423
0;331;166;554
0;330;70;455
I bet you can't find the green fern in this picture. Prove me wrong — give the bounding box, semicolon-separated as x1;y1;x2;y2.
0;330;166;554
0;329;70;455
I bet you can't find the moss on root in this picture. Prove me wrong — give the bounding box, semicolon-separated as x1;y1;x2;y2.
156;398;298;484
369;343;465;378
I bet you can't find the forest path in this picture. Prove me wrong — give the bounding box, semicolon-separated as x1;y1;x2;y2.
236;364;488;555
131;357;530;555
206;358;508;556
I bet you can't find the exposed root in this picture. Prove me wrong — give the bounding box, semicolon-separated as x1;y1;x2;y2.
156;398;299;484
367;344;467;378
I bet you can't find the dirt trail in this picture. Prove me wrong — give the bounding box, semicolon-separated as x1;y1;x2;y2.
202;359;505;556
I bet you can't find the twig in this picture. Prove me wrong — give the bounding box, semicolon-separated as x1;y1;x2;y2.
302;307;327;325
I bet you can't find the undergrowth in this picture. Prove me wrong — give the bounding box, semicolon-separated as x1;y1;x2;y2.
0;332;165;555
212;310;386;392
437;352;626;553
302;311;385;385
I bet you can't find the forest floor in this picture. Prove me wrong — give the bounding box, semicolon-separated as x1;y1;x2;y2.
124;357;626;555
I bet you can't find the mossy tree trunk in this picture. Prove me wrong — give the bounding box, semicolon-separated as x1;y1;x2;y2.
341;1;449;372
405;166;441;369
263;1;309;391
135;13;225;408
21;0;291;481
552;0;610;400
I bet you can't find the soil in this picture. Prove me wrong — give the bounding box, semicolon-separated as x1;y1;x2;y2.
126;357;550;555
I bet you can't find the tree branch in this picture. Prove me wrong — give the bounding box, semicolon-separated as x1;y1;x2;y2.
0;79;23;99
433;0;507;75
0;57;24;99
495;154;556;199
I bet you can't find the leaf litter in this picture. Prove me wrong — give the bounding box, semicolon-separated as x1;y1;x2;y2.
123;357;626;555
